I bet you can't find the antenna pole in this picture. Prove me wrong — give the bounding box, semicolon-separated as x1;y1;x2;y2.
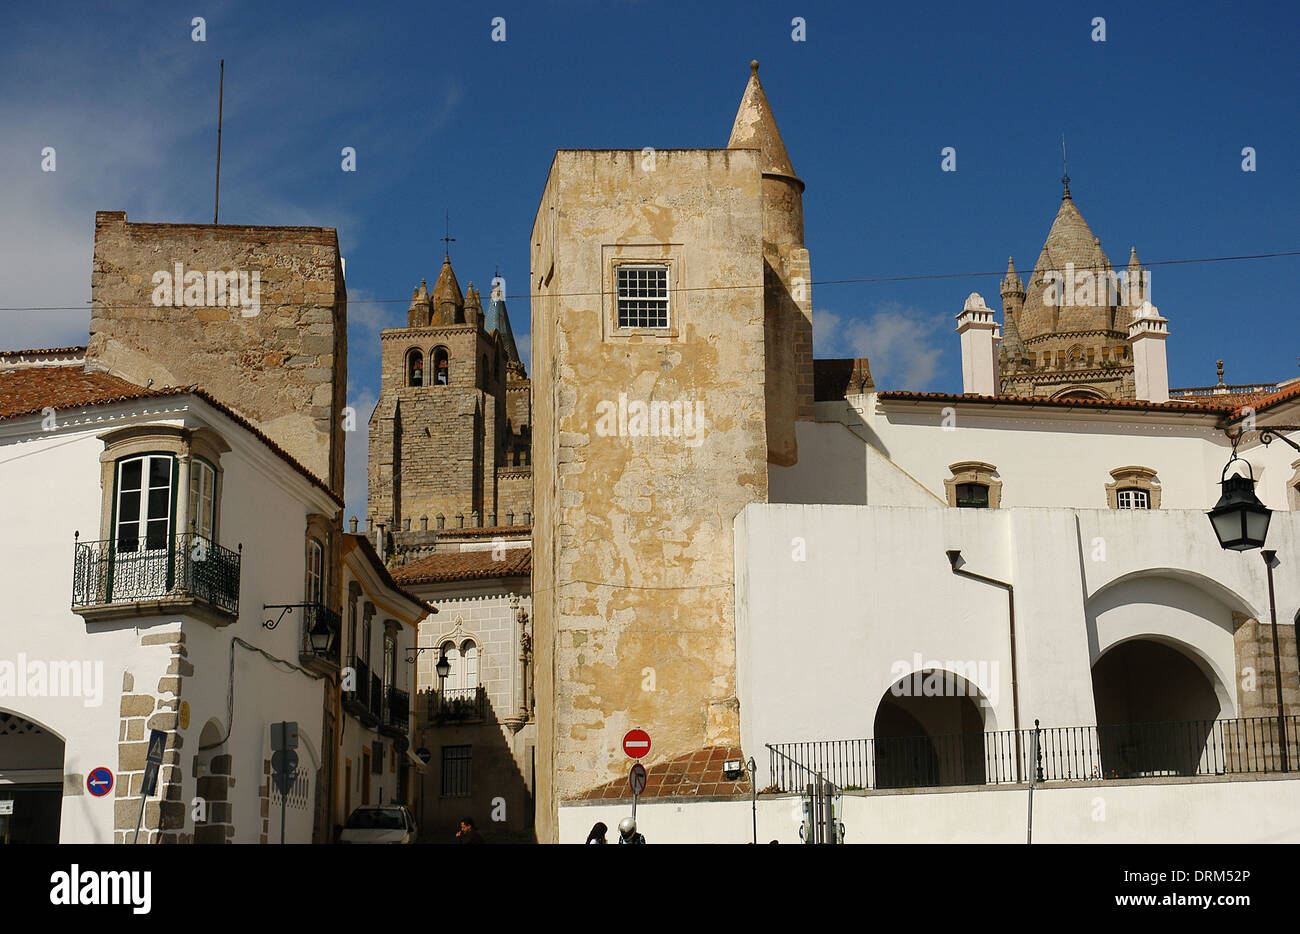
214;60;224;224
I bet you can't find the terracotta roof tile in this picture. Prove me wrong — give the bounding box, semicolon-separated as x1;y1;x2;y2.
572;745;752;801
877;389;1229;415
0;365;344;507
390;547;532;584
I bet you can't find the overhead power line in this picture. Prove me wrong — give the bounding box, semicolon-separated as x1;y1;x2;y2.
0;250;1295;312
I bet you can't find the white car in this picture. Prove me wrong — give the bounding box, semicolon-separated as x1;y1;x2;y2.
339;806;418;844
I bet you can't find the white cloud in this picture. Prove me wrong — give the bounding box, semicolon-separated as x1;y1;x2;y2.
814;304;947;390
515;331;532;375
343;386;377;528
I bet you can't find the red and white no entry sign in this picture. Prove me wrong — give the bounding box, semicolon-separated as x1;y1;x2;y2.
622;728;651;759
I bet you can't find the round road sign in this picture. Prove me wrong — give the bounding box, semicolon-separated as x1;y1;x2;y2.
622;729;651;759
87;767;114;797
628;762;648;797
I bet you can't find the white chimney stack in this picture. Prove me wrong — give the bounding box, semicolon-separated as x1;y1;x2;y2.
1128;300;1170;403
956;292;1001;395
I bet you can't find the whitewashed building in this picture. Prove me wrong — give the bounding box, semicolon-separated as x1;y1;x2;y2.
0;351;345;843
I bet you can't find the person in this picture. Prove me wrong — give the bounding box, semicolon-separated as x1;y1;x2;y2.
617;816;645;844
456;816;484;844
586;821;608;844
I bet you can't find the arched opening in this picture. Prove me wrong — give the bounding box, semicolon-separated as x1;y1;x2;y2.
195;719;233;843
1091;639;1222;777
0;711;65;843
432;347;450;386
406;349;424;387
873;670;990;789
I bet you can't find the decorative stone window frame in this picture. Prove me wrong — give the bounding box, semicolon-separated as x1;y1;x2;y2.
305;513;334;606
602;244;684;341
1106;466;1161;510
944;461;1002;509
1287;459;1300;511
96;425;230;543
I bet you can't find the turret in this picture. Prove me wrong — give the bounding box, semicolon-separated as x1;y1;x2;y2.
431;255;464;325
407;278;431;327
728;60;805;253
465;282;482;327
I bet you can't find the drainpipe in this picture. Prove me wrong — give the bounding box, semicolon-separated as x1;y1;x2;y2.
946;550;1023;777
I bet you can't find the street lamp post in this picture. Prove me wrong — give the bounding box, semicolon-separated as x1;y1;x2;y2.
1208;446;1287;771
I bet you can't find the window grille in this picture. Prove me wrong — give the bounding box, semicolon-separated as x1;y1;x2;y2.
616;266;669;329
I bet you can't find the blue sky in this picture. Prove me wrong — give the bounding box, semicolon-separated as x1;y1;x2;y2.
1;0;1295;519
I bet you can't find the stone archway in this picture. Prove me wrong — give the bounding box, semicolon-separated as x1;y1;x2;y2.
1091;639;1223;777
0;711;65;843
873;670;992;789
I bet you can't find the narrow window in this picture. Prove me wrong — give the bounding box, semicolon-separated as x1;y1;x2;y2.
433;347;450;385
189;459;216;540
616;265;669;329
407;349;424;387
306;539;324;605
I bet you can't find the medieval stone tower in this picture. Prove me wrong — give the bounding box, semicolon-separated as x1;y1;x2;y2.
996;182;1152;400
367;254;531;555
529;62;813;841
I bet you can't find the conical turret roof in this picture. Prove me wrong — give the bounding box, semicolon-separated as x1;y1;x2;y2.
1017;190;1116;341
728;61;802;187
487;279;525;378
431;255;463;309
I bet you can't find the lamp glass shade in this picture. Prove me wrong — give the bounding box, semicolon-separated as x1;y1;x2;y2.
1207;473;1271;551
436;655;451;679
308;616;333;652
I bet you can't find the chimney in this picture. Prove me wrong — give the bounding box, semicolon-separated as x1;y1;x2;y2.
956;293;1001;395
1128;301;1170;402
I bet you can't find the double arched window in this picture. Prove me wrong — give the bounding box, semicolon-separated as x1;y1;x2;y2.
438;639;479;699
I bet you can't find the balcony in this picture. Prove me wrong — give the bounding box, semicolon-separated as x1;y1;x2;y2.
298;603;342;673
343;657;376;724
765;715;1300;793
381;686;410;736
72;532;241;625
427;685;486;724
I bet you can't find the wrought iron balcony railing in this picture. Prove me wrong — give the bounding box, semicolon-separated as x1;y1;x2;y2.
369;673;383;720
766;715;1300;793
72;532;241;617
427;685;486;723
385;686;410;733
344;657;371;712
299;603;342;666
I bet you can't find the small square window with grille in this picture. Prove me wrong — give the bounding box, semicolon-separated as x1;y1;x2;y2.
616;265;669;329
441;745;472;797
1116;488;1150;509
955;483;989;508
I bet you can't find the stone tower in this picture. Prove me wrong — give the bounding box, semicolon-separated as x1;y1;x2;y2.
997;184;1154;400
368;254;531;553
86;211;348;495
529;62;809;842
729;60;814;465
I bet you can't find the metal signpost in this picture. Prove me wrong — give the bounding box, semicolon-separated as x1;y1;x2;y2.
622;729;651;824
271;721;299;845
628;762;647;820
133;730;167;843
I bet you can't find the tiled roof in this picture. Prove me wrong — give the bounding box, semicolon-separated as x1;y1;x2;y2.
0;346;87;357
877;390;1231;416
440;526;532;538
0;366;172;417
344;534;437;616
0;365;343;507
390;547;532;584
573;745;752;800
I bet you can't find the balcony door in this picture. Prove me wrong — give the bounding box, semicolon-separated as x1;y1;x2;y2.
112;454;175;600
